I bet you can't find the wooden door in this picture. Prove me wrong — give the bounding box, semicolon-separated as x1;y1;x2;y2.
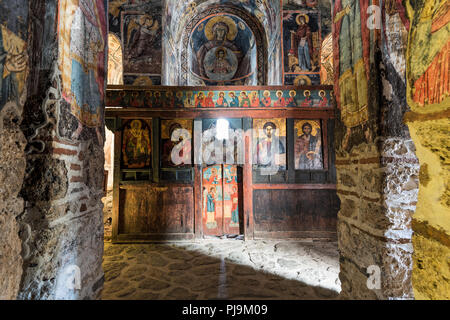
202;165;223;236
222;164;240;235
202;164;240;236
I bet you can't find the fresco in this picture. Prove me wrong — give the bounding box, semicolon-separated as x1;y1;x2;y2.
189;14;257;86
107;34;123;85
163;0;281;85
202;163;240;235
382;0;408;81
320;33;333;85
223;164;240;234
122;11;162;75
123;75;162;86
121;119;152;169
333;0;370;130
284;73;320;86
58;0;107;144
253;118;286;169
282;10;321;85
106;87;333;109
161;119;192;167
202;165;223;234
0;20;28;116
406;0;449;110
294;119;323;170
109;1;162;85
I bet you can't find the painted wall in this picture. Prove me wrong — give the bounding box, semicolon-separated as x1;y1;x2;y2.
188;14;258;86
0;0;28;300
16;0;107;300
282;0;332;85
404;0;450;300
333;0;418;299
163;0;281;85
109;0;163;85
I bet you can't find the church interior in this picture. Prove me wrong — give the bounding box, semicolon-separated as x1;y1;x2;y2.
0;0;449;300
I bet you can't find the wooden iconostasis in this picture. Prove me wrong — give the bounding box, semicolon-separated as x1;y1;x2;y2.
106;85;338;242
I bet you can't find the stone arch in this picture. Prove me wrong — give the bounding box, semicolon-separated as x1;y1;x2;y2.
180;5;268;85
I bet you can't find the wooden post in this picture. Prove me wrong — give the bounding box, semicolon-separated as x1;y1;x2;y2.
287;118;295;183
193;119;203;239
322;118;329;171
194;166;203;239
112;118;121;242
152;117;160;183
243;133;254;240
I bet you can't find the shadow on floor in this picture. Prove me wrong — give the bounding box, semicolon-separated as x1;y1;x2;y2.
101;242;340;300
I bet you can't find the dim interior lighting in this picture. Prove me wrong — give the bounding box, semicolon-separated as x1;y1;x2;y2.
216;119;229;140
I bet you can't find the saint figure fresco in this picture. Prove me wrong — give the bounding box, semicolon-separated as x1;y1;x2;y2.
122;119;152;169
161;120;192;167
253;120;286;169
290;14;312;71
294;120;323;170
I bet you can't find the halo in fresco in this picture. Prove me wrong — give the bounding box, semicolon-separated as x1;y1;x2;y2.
204;16;238;41
204;47;239;81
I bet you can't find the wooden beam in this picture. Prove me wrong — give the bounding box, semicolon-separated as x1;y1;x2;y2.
193;166;203;239
105;108;335;119
107;84;334;91
252;183;337;190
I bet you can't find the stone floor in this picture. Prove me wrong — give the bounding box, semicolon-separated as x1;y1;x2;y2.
102;239;341;300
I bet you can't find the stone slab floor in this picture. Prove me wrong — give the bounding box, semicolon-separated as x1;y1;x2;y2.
101;240;341;300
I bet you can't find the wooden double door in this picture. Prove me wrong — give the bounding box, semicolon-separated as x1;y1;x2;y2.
202;164;242;236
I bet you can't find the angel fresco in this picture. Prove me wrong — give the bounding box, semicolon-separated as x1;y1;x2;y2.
122;120;151;169
124;13;161;74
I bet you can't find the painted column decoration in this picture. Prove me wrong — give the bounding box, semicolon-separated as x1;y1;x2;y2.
58;0;107;144
333;0;370;132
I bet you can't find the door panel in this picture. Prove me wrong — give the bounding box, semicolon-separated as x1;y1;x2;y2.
201;119;242;236
202;165;223;236
223;164;240;235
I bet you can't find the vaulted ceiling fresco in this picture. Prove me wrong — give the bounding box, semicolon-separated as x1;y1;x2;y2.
163;0;282;85
108;0;332;86
188;14;258;85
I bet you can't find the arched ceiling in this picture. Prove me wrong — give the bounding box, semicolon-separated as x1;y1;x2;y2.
163;0;281;85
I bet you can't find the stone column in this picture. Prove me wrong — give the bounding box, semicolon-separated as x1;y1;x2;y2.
333;0;418;299
16;0;107;300
0;0;29;300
